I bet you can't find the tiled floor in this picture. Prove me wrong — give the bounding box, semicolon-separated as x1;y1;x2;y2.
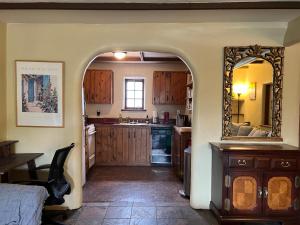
57;202;218;225
83;166;189;203
56;166;219;225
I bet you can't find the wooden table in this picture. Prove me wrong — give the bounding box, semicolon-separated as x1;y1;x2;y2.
0;140;43;183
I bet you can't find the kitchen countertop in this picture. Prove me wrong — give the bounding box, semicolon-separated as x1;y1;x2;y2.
94;122;174;128
174;126;192;134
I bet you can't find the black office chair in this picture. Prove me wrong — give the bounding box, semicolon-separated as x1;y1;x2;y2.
21;143;75;225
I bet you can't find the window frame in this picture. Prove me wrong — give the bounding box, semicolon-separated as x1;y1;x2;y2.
124;78;145;111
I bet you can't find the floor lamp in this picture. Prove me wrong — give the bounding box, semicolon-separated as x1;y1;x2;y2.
233;84;248;123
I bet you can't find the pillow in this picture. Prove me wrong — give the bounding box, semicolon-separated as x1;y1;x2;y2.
248;128;258;136
237;126;253;136
231;123;240;136
252;129;269;137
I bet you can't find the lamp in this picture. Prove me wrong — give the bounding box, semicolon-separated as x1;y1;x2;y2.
232;83;248;123
113;51;127;60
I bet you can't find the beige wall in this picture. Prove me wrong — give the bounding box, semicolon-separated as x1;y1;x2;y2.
3;16;300;209
86;62;187;119
233;62;273;127
0;22;6;140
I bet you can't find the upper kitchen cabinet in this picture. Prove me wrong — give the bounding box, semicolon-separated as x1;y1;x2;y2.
84;69;113;104
153;71;187;105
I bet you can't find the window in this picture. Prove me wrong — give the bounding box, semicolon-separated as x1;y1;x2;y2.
124;78;145;110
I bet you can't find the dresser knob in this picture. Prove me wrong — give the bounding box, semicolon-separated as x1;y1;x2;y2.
281;161;291;168
238;159;247;166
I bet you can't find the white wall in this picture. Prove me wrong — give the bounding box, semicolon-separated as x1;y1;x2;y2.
86;62;187;119
2;14;300;209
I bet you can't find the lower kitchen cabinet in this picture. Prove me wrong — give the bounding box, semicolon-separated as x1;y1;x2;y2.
210;143;300;225
172;127;191;179
95;125;151;166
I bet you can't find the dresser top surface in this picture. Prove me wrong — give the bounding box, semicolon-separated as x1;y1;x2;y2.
210;142;300;153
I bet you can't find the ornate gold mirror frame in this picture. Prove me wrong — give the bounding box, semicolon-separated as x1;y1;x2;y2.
222;45;284;140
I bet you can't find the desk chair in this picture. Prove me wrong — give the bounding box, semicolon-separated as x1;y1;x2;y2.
21;143;75;225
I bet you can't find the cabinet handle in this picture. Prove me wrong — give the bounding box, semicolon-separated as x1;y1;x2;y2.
263;187;268;198
258;186;263;198
237;159;247;166
281;161;291;168
128;132;130;139
134;131;136;138
166;95;169;101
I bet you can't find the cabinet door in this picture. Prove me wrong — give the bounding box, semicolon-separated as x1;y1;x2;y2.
83;70;91;103
134;127;150;165
153;71;161;104
228;171;262;215
96;126;115;164
111;127;123;163
171;72;187;105
263;172;300;216
128;127;136;164
89;70;96;103
172;130;181;177
94;70;113;104
165;72;172;104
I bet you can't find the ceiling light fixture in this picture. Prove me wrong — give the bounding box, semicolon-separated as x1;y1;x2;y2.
113;51;127;60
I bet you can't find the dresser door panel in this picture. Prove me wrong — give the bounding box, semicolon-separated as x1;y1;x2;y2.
228;171;262;215
263;172;299;216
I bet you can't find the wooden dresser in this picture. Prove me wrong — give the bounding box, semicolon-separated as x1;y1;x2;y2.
210;142;300;225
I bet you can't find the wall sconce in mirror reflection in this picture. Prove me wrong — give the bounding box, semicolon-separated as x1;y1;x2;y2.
232;83;248;123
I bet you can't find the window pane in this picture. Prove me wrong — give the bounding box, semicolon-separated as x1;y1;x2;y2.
135;91;143;99
127;99;134;107
127;90;134;98
126;81;135;90
135;99;143;108
135;82;143;90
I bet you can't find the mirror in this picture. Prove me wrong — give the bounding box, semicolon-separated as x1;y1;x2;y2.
222;45;284;140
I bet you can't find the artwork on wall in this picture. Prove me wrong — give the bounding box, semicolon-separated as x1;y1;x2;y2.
249;82;256;100
16;60;64;127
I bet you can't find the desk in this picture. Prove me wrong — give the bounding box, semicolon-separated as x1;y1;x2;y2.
0;140;43;183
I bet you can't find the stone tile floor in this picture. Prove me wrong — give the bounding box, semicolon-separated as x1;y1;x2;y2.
56;166;219;225
55;201;219;225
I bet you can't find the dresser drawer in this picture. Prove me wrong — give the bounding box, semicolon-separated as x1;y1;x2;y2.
271;158;297;170
229;156;254;168
255;157;270;169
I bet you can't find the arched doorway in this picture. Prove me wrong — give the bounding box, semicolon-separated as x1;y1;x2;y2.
81;50;195;203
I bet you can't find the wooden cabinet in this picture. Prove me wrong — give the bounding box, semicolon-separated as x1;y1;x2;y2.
95;125;150;166
172;127;191;179
83;69;113;104
153;71;187;105
210;143;300;225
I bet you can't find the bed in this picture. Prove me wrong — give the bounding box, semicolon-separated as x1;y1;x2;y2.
0;183;48;225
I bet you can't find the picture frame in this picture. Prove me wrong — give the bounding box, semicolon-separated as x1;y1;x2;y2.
249;82;256;100
16;60;64;127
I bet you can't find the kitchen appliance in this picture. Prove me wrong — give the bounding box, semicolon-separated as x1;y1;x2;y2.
163;112;169;124
151;127;172;165
85;124;96;172
179;146;191;197
176;114;188;127
152;111;158;124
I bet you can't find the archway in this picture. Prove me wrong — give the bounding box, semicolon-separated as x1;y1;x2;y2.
82;51;193;204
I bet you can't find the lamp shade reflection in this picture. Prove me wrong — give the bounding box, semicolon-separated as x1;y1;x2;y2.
233;83;248;95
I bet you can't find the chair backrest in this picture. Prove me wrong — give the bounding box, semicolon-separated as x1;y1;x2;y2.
48;143;75;182
46;143;75;205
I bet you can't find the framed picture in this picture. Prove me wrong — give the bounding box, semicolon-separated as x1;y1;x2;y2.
249;82;256;100
16;60;64;127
